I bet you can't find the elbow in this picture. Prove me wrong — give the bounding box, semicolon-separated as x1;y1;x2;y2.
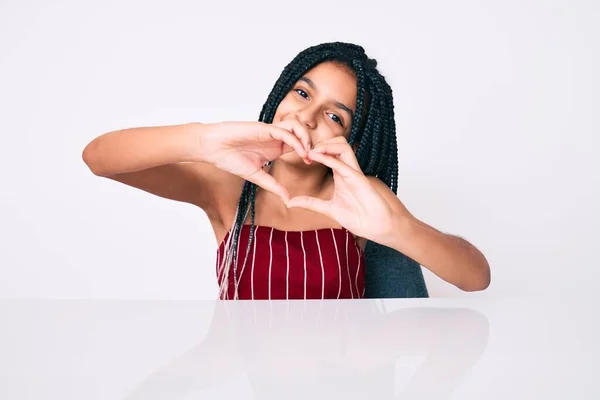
459;261;491;292
461;275;490;292
81;146;98;175
82;142;107;177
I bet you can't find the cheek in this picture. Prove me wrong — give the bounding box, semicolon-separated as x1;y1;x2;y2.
273;95;295;118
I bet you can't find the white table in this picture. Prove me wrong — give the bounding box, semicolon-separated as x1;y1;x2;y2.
0;296;596;399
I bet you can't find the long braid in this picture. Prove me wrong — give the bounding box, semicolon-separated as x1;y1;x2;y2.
348;59;367;146
219;42;399;299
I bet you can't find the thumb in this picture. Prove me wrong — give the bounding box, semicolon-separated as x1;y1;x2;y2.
287;196;331;216
245;169;291;204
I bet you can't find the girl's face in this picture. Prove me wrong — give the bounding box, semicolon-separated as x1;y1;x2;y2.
274;61;358;165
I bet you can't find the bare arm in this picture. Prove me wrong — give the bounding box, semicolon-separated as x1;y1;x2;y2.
393;219;491;292
82;120;312;221
81;123;241;217
82;123;208;176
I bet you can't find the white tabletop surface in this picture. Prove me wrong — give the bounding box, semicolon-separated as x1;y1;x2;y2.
0;295;597;399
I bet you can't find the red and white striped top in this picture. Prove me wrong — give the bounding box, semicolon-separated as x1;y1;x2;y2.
216;225;365;300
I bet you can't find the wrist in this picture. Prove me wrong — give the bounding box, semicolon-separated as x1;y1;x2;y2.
379;213;416;252
188;122;216;163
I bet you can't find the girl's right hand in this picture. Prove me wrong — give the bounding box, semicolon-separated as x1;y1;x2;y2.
200;120;312;204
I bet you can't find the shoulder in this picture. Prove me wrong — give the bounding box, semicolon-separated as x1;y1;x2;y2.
204;171;245;242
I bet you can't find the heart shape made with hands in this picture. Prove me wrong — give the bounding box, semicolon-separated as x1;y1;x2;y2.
257;136;397;244
258;136;357;205
291;137;404;245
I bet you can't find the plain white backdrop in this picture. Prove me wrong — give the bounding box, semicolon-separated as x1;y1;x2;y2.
0;0;597;299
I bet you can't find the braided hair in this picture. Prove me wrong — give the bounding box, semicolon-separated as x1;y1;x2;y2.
218;42;399;299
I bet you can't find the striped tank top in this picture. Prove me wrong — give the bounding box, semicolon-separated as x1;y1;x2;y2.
216;224;365;300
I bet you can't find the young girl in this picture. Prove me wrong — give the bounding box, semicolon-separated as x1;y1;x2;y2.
82;42;490;300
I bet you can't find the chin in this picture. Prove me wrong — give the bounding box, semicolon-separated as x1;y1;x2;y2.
279;152;308;166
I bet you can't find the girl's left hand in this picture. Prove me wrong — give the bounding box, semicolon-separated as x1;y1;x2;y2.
286;137;396;243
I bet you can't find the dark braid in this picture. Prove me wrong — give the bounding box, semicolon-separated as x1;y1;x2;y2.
220;42;399;299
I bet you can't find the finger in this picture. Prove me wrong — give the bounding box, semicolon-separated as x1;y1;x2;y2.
309;149;362;175
279;141;312;164
266;125;308;159
245;168;290;204
308;152;357;178
272;120;313;164
312;141;350;153
315;136;348;145
275;119;312;152
286;195;332;217
311;143;360;171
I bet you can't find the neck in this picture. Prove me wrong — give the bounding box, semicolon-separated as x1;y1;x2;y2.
246;160;331;226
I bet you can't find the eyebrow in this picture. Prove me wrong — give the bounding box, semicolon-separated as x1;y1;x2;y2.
298;76;355;120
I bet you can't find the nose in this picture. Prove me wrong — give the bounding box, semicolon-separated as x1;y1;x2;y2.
295;107;316;130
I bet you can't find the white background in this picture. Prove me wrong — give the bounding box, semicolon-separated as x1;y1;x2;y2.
0;0;597;299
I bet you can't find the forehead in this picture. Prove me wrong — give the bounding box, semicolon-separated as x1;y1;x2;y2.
301;62;357;109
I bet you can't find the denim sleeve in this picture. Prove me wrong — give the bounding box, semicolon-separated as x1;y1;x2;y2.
363;240;429;298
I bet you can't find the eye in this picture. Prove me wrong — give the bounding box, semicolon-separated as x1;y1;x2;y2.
295;88;309;99
328;113;344;127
